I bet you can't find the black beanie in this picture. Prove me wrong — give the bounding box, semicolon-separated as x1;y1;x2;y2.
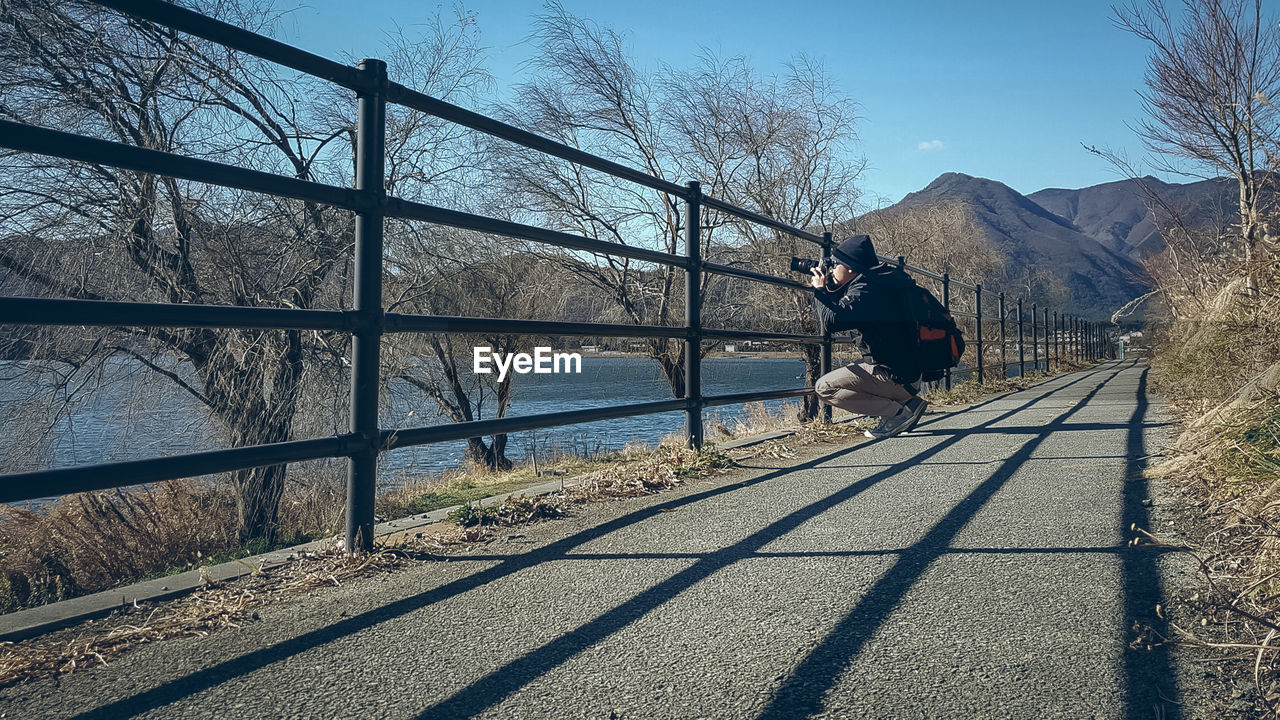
831;234;878;273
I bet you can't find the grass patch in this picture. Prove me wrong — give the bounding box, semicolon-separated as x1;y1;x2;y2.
428;445;735;534
1214;398;1280;486
378;450;648;520
924;370;1055;406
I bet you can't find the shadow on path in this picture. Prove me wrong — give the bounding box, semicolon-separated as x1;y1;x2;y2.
1122;368;1180;719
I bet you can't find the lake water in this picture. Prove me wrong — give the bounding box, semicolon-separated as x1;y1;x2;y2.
0;357;809;487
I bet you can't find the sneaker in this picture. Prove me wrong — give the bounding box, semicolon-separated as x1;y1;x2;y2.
863;416;891;439
902;396;928;432
865;402;915;440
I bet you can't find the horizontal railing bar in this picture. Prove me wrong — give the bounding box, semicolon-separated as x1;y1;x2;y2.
387;84;688;198
0;435;358;504
0;297;352;331
701;328;824;344
878;255;942;281
0;121;364;211
381;399;688;449
886;260;974;289
700;197;823;244
92;0;366;91
386;198;688;269
701;261;810;290
702;387;813;407
950;310;978;319
384;313;683;339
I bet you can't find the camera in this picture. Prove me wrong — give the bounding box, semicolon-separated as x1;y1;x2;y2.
790;256;834;274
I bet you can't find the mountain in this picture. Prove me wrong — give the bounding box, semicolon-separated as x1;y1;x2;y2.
1028;176;1236;260
890;172;1150;316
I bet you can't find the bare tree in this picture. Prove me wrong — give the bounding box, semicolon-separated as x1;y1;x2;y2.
1085;146;1236;318
0;0;484;540
665;52;865;419
495;3;864;414
383;230;561;471
490;3;700;397
325;14;533;472
1114;0;1280;273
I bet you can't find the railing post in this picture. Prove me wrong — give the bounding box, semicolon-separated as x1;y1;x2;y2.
820;232;833;423
1066;315;1072;363
897;255;905;270
1017;298;1024;376
346;58;387;553
684;180;703;449
999;292;1006;380
975;284;983;385
1053;310;1059;371
1043;307;1050;372
942;272;951;389
1074;316;1079;363
1031;302;1038;372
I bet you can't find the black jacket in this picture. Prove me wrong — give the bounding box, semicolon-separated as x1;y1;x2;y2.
813;264;920;383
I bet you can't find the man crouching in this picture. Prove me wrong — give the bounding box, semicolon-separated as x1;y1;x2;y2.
810;234;928;439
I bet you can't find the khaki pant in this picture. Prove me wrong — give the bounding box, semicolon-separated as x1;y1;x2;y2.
815;362;913;419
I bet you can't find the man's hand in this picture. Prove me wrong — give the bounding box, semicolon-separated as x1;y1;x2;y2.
809;267;827;289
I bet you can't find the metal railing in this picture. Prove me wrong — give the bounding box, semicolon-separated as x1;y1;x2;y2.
0;0;1115;549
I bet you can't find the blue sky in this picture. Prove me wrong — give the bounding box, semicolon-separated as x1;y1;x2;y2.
280;0;1164;204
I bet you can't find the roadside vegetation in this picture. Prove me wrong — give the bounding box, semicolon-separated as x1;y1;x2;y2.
1108;0;1280;714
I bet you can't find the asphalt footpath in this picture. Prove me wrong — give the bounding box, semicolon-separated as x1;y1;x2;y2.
2;359;1207;720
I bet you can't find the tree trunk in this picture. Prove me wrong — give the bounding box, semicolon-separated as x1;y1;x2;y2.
652;338;686;398
799;345;823;422
465;436;513;471
232;462;287;544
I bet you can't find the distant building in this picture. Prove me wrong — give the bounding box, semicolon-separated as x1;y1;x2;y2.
724;345;737;353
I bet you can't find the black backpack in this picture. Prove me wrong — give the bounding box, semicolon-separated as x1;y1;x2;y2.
903;280;965;381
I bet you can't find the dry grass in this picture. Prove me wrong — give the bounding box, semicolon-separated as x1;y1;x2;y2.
0;481;239;613
0;467;352;616
434;445;736;531
0;443;748;688
0;546;411;688
377;449;649;521
924;370;1057;406
1138;266;1280;716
